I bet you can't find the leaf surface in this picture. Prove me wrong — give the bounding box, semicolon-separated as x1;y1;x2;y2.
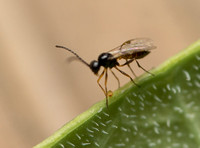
35;40;200;148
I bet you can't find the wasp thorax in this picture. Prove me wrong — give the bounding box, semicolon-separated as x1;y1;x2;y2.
98;53;112;67
90;60;100;75
98;53;118;68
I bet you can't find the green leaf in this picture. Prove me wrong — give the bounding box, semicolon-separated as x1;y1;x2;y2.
35;40;200;148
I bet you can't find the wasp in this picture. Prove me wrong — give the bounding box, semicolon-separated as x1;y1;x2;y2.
56;38;156;108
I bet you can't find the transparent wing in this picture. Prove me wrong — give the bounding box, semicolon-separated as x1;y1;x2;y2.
108;38;156;59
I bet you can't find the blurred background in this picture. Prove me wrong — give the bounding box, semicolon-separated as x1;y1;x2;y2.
0;0;200;147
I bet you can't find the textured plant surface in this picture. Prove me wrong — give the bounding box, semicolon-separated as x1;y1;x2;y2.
35;40;200;148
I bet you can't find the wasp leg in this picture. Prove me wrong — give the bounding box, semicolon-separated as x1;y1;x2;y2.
115;67;140;87
127;62;137;77
118;59;137;77
104;69;109;109
97;69;106;96
110;68;120;88
125;59;137;77
135;59;154;76
118;59;134;66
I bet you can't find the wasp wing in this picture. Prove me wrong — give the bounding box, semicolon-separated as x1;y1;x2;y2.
108;38;156;59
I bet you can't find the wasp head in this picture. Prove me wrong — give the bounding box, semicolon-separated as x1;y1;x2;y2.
90;60;100;75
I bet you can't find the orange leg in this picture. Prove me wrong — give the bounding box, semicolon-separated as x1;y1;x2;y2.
115;67;140;87
104;69;109;109
118;59;137;77
97;68;110;109
110;69;120;88
135;59;154;76
127;62;137;77
97;69;106;96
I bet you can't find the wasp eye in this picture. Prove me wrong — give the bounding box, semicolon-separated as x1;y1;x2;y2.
90;60;100;75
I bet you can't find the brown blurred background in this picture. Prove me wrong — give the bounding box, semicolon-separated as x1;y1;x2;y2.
0;0;200;147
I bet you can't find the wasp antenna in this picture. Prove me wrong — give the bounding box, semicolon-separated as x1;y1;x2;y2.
56;45;90;67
